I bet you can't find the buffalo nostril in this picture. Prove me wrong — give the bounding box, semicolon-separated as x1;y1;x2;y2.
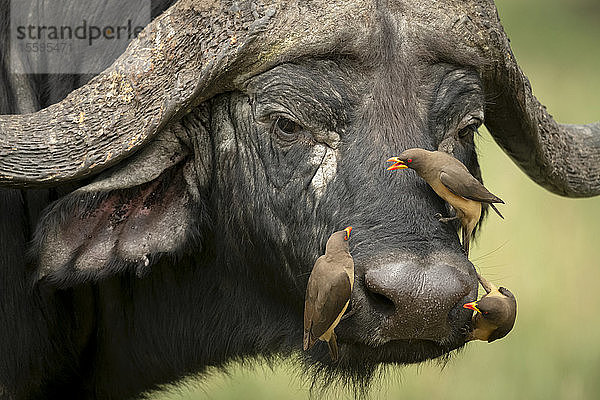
364;277;396;316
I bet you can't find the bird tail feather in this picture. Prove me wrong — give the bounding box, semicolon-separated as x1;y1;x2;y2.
489;203;504;219
304;322;317;351
327;332;339;362
303;330;314;351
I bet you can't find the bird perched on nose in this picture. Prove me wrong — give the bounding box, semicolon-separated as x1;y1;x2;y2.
386;148;504;256
463;272;517;342
304;227;354;361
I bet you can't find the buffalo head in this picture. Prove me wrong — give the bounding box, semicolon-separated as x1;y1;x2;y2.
0;0;598;396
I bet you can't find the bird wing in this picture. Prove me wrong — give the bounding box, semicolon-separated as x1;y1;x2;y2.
487;321;514;342
487;292;517;342
487;308;517;342
439;168;504;204
304;258;322;349
304;258;352;342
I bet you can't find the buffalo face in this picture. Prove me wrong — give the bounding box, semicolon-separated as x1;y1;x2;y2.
210;57;485;366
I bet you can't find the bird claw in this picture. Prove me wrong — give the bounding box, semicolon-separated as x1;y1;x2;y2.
436;213;459;223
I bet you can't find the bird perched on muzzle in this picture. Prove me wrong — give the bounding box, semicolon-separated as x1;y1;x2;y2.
463;272;517;342
386;148;504;256
304;227;354;362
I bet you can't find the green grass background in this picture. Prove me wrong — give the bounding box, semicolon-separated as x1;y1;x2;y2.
153;1;600;398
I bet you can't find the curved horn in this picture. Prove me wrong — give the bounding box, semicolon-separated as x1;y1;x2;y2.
0;1;371;187
475;3;600;197
0;1;278;186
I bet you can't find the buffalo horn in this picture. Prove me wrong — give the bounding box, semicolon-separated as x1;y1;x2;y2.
476;4;600;197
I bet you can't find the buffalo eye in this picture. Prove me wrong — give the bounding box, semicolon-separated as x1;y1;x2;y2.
272;116;303;143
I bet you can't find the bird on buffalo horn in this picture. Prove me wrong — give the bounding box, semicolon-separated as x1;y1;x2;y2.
386;148;504;257
463;272;517;342
303;227;354;362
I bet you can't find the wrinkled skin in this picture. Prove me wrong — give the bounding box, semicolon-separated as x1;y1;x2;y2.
1;1;591;399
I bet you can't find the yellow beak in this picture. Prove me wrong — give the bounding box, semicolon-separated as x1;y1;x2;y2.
386;157;408;171
463;301;481;313
343;226;353;241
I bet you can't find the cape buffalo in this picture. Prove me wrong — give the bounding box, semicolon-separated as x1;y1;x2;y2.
0;1;598;399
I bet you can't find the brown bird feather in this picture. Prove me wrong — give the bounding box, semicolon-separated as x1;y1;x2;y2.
303;228;354;361
464;273;517;342
387;148;504;256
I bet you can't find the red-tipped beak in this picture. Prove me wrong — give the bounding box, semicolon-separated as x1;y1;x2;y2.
463;301;480;313
386;157;408;171
343;226;353;241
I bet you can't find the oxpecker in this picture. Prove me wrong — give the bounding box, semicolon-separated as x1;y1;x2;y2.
463;272;517;342
386;148;504;256
303;227;354;361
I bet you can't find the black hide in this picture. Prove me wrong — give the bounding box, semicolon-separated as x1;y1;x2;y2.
0;2;491;399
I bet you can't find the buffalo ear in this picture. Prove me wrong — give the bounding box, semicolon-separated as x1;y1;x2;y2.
31;127;207;288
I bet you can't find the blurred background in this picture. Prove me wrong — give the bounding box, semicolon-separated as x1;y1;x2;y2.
154;0;600;398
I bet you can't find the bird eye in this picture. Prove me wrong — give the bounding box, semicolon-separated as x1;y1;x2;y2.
272;116;303;143
407;158;413;163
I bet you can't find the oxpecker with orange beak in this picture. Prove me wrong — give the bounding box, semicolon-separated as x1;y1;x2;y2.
386;148;504;256
303;227;354;361
463;272;517;342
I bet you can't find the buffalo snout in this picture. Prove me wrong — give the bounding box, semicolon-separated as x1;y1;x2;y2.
352;251;477;344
